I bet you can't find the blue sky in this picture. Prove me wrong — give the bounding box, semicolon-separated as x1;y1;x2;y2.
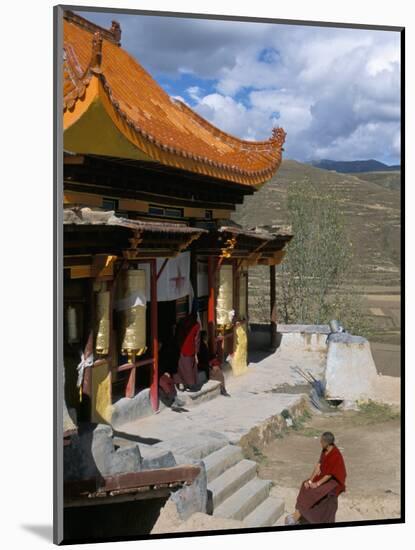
77;11;401;165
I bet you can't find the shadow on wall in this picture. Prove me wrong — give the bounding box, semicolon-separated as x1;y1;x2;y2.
248;323;282;364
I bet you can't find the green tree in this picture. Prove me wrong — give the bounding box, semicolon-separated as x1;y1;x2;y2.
276;179;370;335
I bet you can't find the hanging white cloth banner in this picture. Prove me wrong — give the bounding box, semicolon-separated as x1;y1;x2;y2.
76;351;94;388
141;251;191;302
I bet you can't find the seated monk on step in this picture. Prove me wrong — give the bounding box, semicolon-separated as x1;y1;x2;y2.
197;330;230;397
285;431;347;525
158;337;186;411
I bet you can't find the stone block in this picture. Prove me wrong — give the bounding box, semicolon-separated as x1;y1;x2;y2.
63;423;142;480
139;444;176;470
325;333;379;401
169;459;208;520
111;388;154;428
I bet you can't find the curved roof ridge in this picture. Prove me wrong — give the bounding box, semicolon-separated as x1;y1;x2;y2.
173;98;285;152
63;17;286;186
98;71;282;178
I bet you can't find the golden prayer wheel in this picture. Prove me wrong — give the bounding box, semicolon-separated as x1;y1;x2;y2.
67;305;79;343
231;322;248;376
121;269;147;362
95;290;110;355
216;264;234;329
239;271;247;319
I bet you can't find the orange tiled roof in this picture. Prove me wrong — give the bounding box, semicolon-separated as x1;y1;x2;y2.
63;11;286;187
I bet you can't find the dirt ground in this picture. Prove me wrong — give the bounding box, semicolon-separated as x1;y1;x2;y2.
371;342;401;377
259;405;401;524
152;402;401;534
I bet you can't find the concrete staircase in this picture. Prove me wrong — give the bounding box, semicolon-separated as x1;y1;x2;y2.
203;443;284;527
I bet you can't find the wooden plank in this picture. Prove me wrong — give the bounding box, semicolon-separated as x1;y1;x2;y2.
70;265;93;279
102;466;200;492
64;190;102;206
67;254;117;279
70;263;114;279
64;487;177;507
117;358;154;372
118;198;149;212
64;181;238;211
64;465;201;500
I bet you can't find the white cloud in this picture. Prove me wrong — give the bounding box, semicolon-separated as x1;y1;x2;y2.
366;42;400;76
312;121;400;162
186;86;202;101
84;11;401;163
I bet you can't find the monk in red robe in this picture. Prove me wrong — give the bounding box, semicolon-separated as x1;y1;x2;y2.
174;311;201;391
197;330;230;397
285;431;347;525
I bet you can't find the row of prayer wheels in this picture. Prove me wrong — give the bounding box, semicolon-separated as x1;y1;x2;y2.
67;264;247;358
95;269;147;360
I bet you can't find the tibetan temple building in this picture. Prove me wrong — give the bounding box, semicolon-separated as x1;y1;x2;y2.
62;10;292;427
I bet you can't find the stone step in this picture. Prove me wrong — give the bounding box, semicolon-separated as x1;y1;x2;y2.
213;477;272;521
208;459;257;509
112;439;176;470
139;445;176;470
203;445;244;483
178;380;222;408
243;496;285;528
155;430;229;461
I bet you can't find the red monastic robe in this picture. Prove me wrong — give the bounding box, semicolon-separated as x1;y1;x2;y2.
296;445;347;524
313;445;346;496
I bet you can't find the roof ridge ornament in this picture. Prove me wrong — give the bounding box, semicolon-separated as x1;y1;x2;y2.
90;32;103;74
64;10;121;45
110;21;122;44
270;127;287;149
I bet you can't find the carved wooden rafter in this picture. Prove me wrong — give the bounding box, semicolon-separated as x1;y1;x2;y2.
220;236;237;259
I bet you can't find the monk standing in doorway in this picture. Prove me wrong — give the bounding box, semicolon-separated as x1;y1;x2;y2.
285;431;347;525
174;310;200;391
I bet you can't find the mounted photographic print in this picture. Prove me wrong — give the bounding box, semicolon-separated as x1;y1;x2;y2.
54;4;404;544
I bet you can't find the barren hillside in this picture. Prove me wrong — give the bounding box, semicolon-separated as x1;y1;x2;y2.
233;160;401;286
232;160;401;349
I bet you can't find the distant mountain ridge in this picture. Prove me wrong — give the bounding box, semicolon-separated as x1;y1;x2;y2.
310;159;400;173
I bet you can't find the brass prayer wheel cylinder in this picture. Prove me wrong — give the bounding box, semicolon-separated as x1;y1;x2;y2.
121;269;147;358
67;305;79;343
239;271;247;319
216;264;234;329
95;290;110;355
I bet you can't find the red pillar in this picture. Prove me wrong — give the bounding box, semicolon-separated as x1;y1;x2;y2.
270;264;278;350
207;255;216;356
125;355;136;399
150;259;159;411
